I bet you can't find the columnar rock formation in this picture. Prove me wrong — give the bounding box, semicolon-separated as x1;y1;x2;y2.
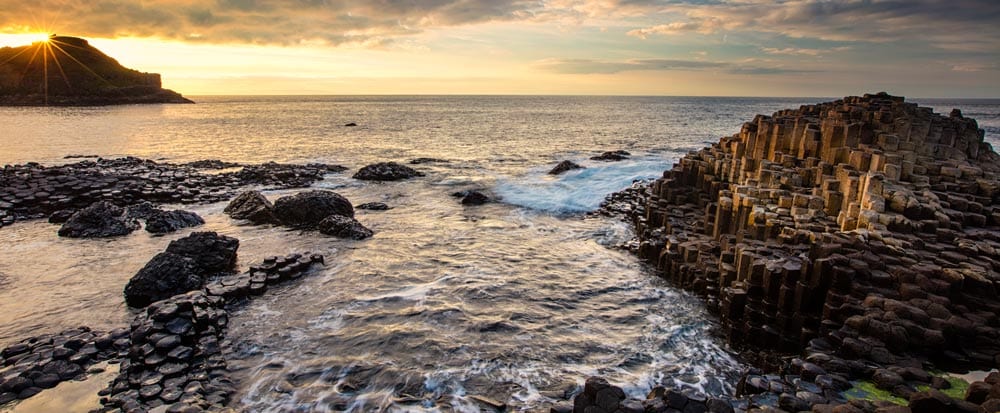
630;93;1000;410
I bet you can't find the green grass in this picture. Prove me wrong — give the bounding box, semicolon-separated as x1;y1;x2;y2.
844;380;908;405
845;373;971;406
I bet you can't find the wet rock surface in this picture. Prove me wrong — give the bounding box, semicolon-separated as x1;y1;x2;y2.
223;190;278;224
224;190;374;239
590;150;630;161
452;189;492;205
604;93;1000;412
549;160;584;175
352;162;425;181
144;210;205;234
272;190;355;227
124;232;239;308
356;202;390;211
317;215;374;240
0;327;130;406
57;201;140;238
0;157;345;230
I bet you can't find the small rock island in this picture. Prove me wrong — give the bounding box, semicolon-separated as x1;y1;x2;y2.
0;35;192;106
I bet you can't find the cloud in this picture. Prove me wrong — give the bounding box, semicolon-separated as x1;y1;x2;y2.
536;57;815;75
626;0;1000;51
760;46;850;56
626;19;721;38
0;0;542;46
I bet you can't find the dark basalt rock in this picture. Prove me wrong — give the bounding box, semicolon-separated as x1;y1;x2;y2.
590;150;630;161
0;157;345;228
183;160;241;169
57;201;139;238
164;232;239;275
356;202;390;211
224;190;278;224
353;162;425;181
124;201;163;221
548;160;584;175
409;158;450;165
318;215;374;240
144;210;204;234
344;122;357;127
123;253;203;308
452;189;491;205
273;190;354;227
48;209;77;224
124;232;238;308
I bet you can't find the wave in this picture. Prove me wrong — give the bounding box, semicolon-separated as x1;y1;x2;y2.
494;155;677;214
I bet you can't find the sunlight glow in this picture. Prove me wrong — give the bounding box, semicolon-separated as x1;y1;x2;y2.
0;32;53;47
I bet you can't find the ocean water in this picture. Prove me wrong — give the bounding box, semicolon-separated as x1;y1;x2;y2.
0;96;996;412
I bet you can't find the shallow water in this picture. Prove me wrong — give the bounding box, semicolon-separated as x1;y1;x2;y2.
0;96;996;411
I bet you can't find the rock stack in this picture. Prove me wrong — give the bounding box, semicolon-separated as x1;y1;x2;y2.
627;93;1000;411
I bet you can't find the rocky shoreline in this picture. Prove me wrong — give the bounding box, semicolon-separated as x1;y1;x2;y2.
584;93;1000;413
1;93;999;412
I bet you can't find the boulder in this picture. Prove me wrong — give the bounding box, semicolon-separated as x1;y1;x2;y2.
48;209;77;224
123;252;203;308
590;150;630;161
318;215;373;240
57;201;139;238
124;201;163;221
356;202;390;211
144;210;204;234
549;160;584;175
224;191;277;224
452;190;491;205
273;190;354;227
352;162;424;181
164;232;239;275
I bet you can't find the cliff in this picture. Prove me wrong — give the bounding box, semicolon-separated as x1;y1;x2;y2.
0;36;193;106
626;92;1000;410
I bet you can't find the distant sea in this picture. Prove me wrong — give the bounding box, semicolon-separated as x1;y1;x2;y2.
0;96;996;412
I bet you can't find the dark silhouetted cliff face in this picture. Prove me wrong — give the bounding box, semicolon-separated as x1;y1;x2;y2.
0;36;193;105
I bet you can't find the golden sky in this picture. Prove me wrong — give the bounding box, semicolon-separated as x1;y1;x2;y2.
1;0;998;96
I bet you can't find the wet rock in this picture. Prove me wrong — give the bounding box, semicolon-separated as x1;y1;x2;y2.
125;201;164;221
317;215;373;240
352;162;424;181
874;369;906;390
273;190;354;227
144;210;204;234
223;191;277;224
549;160;584;175
164;232;239;275
123;252;202;308
452;189;491;205
57;201;139;238
356;202;390;211
409;158;449;165
590;150;630;161
48;209;77;224
965;381;991;404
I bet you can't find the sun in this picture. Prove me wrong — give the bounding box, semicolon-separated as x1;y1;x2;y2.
0;32;55;47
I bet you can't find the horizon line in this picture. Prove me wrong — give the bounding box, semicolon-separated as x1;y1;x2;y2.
182;93;1000;100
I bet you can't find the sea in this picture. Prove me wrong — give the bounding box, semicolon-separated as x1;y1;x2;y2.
0;96;996;412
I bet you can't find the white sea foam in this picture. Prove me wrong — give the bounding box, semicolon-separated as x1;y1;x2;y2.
494;155;676;214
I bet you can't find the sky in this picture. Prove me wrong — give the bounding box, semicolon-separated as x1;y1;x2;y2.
0;0;998;97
